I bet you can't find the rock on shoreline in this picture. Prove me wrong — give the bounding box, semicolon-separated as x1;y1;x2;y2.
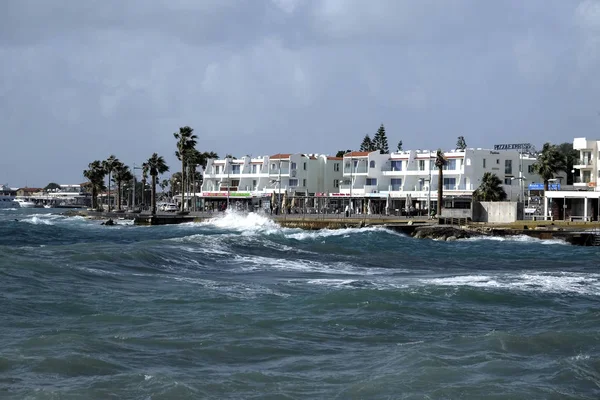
411;226;483;241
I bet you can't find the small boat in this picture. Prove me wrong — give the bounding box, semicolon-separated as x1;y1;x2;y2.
44;204;52;209
15;198;36;208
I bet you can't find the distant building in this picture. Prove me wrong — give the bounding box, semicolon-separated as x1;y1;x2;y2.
16;187;42;197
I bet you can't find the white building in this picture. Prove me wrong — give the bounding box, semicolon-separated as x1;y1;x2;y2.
542;137;600;221
338;148;544;214
200;153;343;210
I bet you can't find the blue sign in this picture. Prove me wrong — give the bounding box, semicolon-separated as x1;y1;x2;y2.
528;183;560;190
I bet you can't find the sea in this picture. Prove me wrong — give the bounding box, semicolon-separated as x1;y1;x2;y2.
1;208;599;399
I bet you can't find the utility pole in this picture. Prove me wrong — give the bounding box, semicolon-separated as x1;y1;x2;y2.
227;157;230;209
278;159;282;214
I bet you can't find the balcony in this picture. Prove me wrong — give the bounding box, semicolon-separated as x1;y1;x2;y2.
270;168;290;175
574;159;593;167
343;167;368;174
574;177;593;184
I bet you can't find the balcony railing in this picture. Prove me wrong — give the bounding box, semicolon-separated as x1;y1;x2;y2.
574;177;592;184
575;159;593;166
343;167;368;174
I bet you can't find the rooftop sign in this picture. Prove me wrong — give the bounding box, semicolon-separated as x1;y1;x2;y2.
493;143;532;151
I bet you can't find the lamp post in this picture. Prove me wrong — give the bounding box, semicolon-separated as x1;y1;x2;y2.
132;163;143;210
227;157;230;210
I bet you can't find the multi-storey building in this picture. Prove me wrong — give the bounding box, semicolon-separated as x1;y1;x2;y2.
339;148;543;214
573;137;599;189
542;137;600;221
200;153;343;210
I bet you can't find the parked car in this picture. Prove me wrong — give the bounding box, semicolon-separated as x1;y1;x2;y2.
163;203;178;212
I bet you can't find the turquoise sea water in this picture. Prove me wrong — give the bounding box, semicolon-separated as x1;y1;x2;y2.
1;208;599;399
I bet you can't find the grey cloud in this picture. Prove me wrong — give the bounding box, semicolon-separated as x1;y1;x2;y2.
0;0;598;186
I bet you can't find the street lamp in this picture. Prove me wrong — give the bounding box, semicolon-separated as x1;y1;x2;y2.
132;163;144;210
420;177;431;217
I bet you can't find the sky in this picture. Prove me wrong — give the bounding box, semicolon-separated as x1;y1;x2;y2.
1;0;600;187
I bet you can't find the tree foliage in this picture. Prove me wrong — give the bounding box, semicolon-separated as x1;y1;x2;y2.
456;136;467;151
83;160;106;210
336;149;352;158
112;163;133;211
146;153;169;215
473;172;507;201
532;143;566;192
174;126;198;213
359;135;375;152
372;124;389;154
396;140;403;152
556;142;578;185
44;182;61;191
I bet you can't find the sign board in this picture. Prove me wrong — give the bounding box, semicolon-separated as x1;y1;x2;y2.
202;191;252;197
493;143;532;151
528;183;560;191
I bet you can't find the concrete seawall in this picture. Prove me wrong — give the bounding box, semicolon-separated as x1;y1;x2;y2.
64;210;600;245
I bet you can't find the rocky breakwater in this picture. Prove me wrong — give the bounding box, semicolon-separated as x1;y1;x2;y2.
411;225;484;241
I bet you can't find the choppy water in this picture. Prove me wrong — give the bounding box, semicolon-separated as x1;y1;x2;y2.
1;208;599;399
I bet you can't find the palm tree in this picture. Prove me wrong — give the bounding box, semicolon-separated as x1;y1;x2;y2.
112;163;133;211
145;153;169;215
434;149;447;216
174;126;198;213
83;160;106;210
102;155;119;212
170;172;182;198
533;143;566;192
473;172;507;201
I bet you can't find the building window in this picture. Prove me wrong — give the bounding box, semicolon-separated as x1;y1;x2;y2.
303;179;306;187
252;180;257;190
418;160;425;171
391;178;402;191
291;162;297;170
303;162;307;170
232;165;240;174
251;165;257;174
289;179;298;187
497;159;500;164
391;160;402;171
271;163;277;170
366;178;377;185
370;160;376;168
334;179;339;188
483;159;486;168
444;159;456;170
528;165;534;173
504;178;512;185
443;177;456;190
505;159;512;175
334;163;340;172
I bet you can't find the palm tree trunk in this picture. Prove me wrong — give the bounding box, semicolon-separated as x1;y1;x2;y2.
117;182;122;210
181;158;186;213
437;167;443;216
151;175;157;215
92;186;97;209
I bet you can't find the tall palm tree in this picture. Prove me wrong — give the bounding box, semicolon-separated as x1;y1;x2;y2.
434;149;447;216
145;153;169;215
83;160;106;210
174;126;198;213
473;172;507;201
112;163;133;211
533;142;566;192
102;155;119;212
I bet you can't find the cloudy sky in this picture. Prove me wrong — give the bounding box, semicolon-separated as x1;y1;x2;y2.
1;0;600;187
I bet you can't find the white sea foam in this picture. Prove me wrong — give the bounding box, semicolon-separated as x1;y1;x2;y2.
465;234;569;245
201;210;283;235
422;271;600;296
